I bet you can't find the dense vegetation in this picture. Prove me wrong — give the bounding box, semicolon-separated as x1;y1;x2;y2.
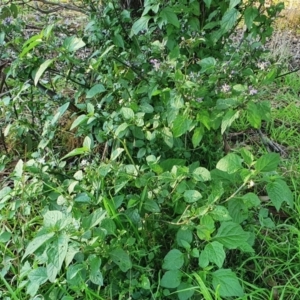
1;0;300;299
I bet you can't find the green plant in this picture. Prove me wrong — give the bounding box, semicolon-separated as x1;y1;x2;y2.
2;0;298;299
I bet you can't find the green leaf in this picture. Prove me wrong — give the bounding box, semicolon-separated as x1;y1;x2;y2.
61;147;89;160
266;179;293;211
214;221;250;249
110;148;124;160
216;153;243;174
112;33;124;48
82;208;106;230
34;59;54;86
89;255;103;286
255;153;280;172
0;231;11;243
144;199;160;213
220;8;239;33
247;102;261;128
244;7;259;30
28;267;48;285
0;186;11;200
203;0;212;9
184;190;202;203
240;148;254;165
177;282;195;300
14;159;23;178
22;232;55;261
203;241;225;268
176;229;193;248
131;16;151;35
161;270;182;288
229;0;241;9
163;249;184;270
228;198;248;224
121;107;134;119
70;115;88;130
212;269;244;297
160;7;180;28
199;57;216;73
51;102;70;125
192;167;211;182
63;36;85;52
110;248;132;272
221;110;239;134
161;127;174;148
115;123;129;138
192;126;204;148
86;84;106;98
173;115;193;137
47;233;69;282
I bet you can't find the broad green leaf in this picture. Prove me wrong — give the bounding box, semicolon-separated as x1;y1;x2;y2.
110;248;132;272
160;7;180;28
74;193;91;203
228;199;248;224
61;147;89;160
244;7;259;29
70;115;88;130
89;255;103;285
14;159;23;178
199;249;209;268
242;193;260;208
266;179;293;211
216;98;239;110
229;0;241;9
214;221;249;249
203;0;212;8
255;153;280;172
82;208;106;230
83;136;92;151
176;229;193;248
0;231;11;243
115;122;129;138
51;102;70;125
28;267;48;285
63;36;85;52
184;190;202;203
161;270;182;288
47;233;69;282
192;126;204;148
0;186;11;200
216;153;242;174
173;115;193;137
221;110;239;134
203;241;225;268
43;210;63;228
144;199;160;213
210;205;232;221
20;39;42;57
247;102;261;128
131;16;151;35
212;269;244;297
240;148;254;165
121;107;134;119
220;8;239;33
34;59;54;86
161;127;173;148
177;282;195;300
86;84;106;98
110;148;124;160
112;33;124;48
22;232;55;261
163;249;184;270
199;57;216;73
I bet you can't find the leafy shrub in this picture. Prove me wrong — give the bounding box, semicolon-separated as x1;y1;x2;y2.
0;0;293;299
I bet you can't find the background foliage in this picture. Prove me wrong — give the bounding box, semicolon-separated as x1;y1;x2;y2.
0;0;299;299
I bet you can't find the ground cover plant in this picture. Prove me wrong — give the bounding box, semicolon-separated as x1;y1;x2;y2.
1;0;300;299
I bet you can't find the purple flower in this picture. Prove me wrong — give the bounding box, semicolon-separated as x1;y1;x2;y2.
2;17;13;26
221;83;231;93
249;86;258;95
150;59;160;71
